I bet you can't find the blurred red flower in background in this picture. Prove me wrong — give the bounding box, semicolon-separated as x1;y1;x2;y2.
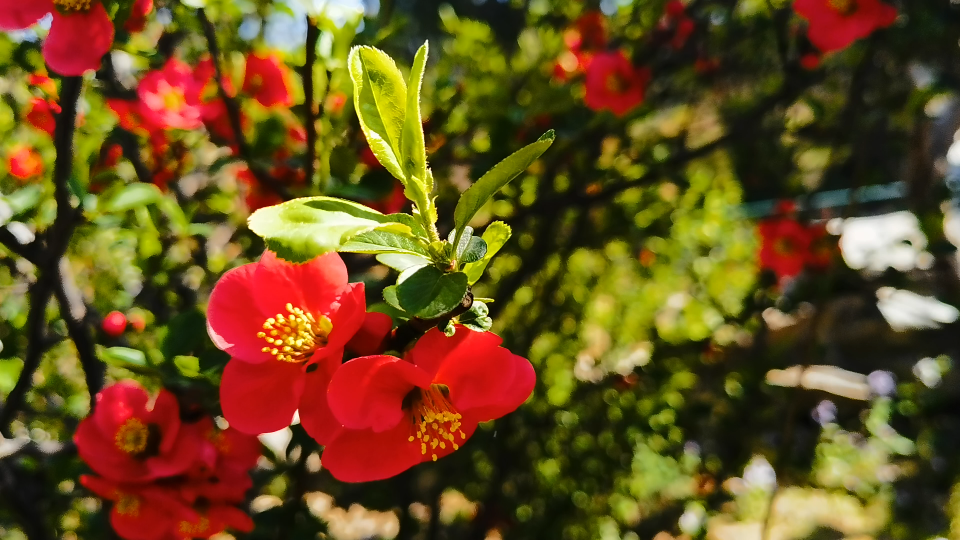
554;11;608;81
77;384;260;540
322;326;535;482
243;52;294;108
794;0;897;52
0;0;127;76
584;51;650;117
8;145;44;181
26;97;60;136
124;0;154;33
139;58;204;130
757;214;836;283
75;382;206;483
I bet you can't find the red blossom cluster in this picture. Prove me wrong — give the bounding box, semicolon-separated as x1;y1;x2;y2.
7;145;43;181
758;212;835;284
103;53;301;201
0;0;153;76
206;251;535;482
658;0;696;50
794;0;897;54
76;382;260;540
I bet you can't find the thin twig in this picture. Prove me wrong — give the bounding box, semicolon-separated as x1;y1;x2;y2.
53;259;106;412
197;8;291;199
303;17;321;189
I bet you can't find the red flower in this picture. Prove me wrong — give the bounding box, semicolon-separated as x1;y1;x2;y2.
108;98;157;135
806;222;835;270
554;12;606;81
794;0;896;53
757;218;811;282
25;97;60;136
243;52;294;108
80;474;254;540
124;0;153;33
74;382;206;483
322;327;535;482
0;0;115;76
800;52;822;70
29;73;58;97
206;250;368;439
584;51;650;117
564;11;607;52
138;59;204;130
8;145;44;181
80;475;192;540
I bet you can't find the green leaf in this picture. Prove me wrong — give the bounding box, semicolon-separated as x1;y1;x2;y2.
382;285;403;311
174;356;201;378
453;130;555;231
340;229;430;256
348;46;407;181
396;266;469;319
460;237;488;263
377;253;431;272
5;185;43;215
448;226;473;259
248;197;410;263
464;221;512;284
160;310;207;360
401;42;429;191
105;183;164;213
460;300;492;332
100;346;147;367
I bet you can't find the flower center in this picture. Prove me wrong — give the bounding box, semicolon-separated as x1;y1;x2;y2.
606;72;629;94
257;303;332;363
773;237;798;256
160;83;187;112
406;384;465;462
53;0;94;12
114;418;150;455
178;517;212;536
827;0;857;15
115;493;140;516
249;74;264;93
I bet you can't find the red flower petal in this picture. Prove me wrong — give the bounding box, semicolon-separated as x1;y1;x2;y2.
298;355;344;445
252;250;349;319
320;420;424;482
346;311;394;356
148;389;182;455
220;358;305;434
414;327;535;420
0;0;51;30
43;5;115;76
327;355;431;432
206;262;274;364
110;489;182;540
92;381;150;437
323;283;368;354
76;420;153;480
407;327;502;379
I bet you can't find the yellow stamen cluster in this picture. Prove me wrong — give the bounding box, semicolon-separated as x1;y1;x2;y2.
257;304;331;363
828;0;856;15
114;418;149;455
605;73;628;94
53;0;94;12
115;494;140;517
407;385;466;462
178;517;211;536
